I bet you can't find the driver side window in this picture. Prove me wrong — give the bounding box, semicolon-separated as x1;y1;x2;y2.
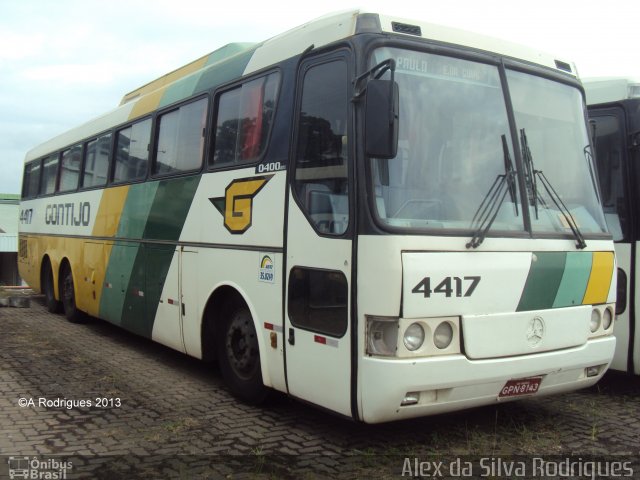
293;59;349;235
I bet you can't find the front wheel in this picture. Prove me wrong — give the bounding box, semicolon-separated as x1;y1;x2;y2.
217;305;267;404
60;263;84;323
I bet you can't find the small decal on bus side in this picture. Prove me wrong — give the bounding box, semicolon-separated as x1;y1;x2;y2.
255;161;286;174
412;276;481;298
259;254;275;283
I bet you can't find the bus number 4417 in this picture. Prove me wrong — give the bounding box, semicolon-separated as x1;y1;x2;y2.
412;276;481;298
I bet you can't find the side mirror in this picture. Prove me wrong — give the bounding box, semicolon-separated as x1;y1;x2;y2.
365;79;399;159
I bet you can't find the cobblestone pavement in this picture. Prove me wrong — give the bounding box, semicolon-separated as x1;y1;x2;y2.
1;299;639;479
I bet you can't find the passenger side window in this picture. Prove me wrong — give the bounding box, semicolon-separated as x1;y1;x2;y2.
154;97;208;175
294;60;349;235
22;161;41;199
83;133;111;188
593;114;627;241
212;73;279;167
40;154;59;195
59;144;82;192
113;118;151;183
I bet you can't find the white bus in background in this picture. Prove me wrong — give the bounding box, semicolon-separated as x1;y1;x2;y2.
584;77;640;374
19;10;616;423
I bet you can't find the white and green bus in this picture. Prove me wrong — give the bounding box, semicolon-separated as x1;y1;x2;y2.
584;77;640;374
19;10;616;423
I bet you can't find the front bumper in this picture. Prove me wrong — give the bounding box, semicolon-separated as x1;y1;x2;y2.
359;336;615;423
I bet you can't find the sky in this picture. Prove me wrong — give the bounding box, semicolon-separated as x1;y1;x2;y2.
1;0;638;194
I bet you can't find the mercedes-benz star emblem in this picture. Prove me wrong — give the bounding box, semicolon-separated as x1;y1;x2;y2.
526;317;545;347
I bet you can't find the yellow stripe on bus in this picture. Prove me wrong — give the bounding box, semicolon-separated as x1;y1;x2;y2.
121;55;209;106
128;89;165;120
92;186;130;237
582;251;614;305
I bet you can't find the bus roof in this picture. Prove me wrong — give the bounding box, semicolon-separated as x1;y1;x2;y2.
583;77;640;105
25;9;578;163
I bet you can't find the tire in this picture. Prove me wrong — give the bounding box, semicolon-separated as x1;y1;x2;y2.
217;305;267;404
59;263;85;323
42;260;61;313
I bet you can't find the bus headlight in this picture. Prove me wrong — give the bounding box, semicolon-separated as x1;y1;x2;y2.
403;323;425;351
434;321;454;349
602;307;613;330
366;316;399;356
590;309;601;333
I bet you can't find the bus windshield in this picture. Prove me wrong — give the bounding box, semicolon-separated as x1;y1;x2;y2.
369;47;608;238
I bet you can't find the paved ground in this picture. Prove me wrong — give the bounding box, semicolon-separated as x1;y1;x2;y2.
1;298;639;479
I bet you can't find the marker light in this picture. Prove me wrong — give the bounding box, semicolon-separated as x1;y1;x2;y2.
403;323;425;351
602;308;613;330
590;309;601;333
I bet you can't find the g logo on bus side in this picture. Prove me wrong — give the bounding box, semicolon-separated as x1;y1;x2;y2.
209;175;273;234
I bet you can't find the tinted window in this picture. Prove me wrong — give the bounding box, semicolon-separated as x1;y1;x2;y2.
83;133;111;188
212;73;279;166
22;161;41;198
155;97;208;175
294;60;349;235
113;118;151;183
59;144;82;192
592;114;627;241
40;154;59;195
288;267;348;337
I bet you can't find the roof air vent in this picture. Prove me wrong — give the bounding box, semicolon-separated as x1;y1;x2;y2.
392;22;422;36
554;60;572;73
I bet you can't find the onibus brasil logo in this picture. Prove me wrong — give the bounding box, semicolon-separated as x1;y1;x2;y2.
8;456;72;479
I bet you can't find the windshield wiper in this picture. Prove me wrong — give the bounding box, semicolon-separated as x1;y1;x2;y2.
520;129;539;219
466;135;518;249
520;128;587;249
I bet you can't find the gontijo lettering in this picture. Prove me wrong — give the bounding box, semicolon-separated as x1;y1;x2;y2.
45;202;91;226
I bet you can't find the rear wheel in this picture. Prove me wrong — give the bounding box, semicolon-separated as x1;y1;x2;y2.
60;263;84;323
42;260;61;313
217;305;267;403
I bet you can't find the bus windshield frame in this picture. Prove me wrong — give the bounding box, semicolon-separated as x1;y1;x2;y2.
366;46;609;241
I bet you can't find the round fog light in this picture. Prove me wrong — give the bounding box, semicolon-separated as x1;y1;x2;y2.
602;308;613;330
403;323;425;351
434;321;453;349
590;309;601;333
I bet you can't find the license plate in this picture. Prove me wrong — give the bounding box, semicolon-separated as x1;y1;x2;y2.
498;377;542;398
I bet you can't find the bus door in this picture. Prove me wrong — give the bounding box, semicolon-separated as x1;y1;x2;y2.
284;54;354;417
149;246;197;354
591;107;636;372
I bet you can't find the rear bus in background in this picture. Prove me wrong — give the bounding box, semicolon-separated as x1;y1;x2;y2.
584;77;640;374
19;11;616;423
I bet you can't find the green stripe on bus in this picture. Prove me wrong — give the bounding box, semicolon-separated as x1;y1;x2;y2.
160;75;204;109
195;48;256;94
117;182;160;238
517;252;567;312
142;176;200;240
160;44;258;111
100;183;159;325
119;176;201;338
552;251;593;308
204;43;257;67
